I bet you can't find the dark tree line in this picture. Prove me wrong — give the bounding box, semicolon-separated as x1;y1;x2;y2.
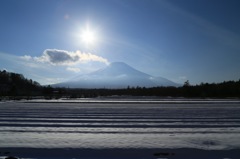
53;80;240;99
1;70;240;99
0;70;43;98
181;80;240;98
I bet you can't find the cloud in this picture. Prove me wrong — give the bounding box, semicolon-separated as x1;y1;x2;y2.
66;67;81;73
75;51;109;64
22;49;109;65
20;55;32;61
34;49;79;65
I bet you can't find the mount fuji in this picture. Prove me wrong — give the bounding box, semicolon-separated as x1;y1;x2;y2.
53;62;179;88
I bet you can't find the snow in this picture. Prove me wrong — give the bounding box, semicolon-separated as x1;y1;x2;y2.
0;100;240;158
53;62;179;88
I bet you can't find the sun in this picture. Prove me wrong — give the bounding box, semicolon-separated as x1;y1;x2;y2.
81;27;97;45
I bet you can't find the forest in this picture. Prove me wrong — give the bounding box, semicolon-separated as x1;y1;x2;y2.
0;70;240;99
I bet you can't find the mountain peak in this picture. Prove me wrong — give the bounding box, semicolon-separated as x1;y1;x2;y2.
53;62;179;88
93;61;149;77
109;62;129;67
108;62;135;72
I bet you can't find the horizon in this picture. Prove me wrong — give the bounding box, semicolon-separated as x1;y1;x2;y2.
1;61;240;88
0;0;240;85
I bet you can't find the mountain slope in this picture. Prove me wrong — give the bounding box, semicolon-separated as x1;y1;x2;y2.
53;62;179;88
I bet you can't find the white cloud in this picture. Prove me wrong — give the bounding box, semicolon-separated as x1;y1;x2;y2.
21;49;109;66
20;55;32;61
66;67;81;73
75;51;109;64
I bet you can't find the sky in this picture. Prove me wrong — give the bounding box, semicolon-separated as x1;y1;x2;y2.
0;0;240;85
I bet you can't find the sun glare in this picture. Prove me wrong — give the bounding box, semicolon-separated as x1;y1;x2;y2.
81;27;97;45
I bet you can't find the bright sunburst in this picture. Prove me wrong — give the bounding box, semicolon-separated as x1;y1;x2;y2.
81;27;97;45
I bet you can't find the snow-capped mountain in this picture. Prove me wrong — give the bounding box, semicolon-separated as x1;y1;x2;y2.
53;62;179;88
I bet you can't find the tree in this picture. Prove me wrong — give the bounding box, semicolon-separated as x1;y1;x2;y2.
183;80;190;87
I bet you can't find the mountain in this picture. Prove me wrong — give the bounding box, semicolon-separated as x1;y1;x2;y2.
53;62;179;88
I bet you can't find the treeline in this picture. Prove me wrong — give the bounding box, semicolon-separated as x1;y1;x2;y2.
181;80;240;98
0;70;50;99
51;80;240;99
1;70;240;99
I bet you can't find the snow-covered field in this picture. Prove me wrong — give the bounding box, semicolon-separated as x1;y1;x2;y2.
0;99;240;158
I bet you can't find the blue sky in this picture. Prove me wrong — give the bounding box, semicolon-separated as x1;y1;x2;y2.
0;0;240;85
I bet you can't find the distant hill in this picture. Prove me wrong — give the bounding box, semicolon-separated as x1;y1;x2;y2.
53;62;179;88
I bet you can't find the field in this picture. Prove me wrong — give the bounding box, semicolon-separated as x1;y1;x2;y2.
0;99;240;159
